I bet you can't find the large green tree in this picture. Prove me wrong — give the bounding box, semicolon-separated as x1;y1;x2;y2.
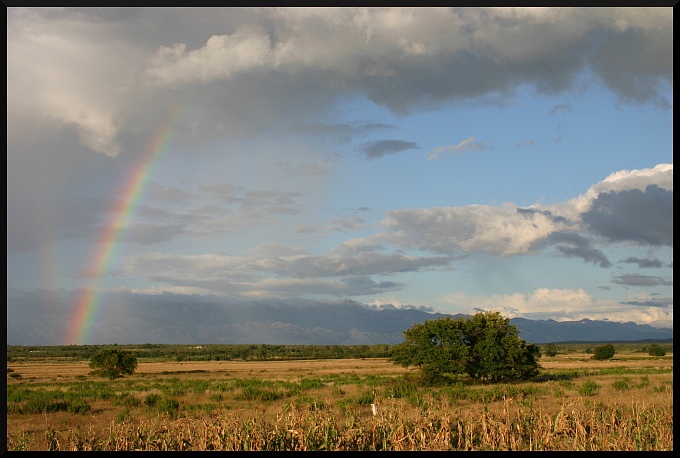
89;348;138;380
390;311;541;383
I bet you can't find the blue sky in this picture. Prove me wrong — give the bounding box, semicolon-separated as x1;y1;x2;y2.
7;7;673;337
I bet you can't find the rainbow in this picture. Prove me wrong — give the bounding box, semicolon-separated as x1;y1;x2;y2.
64;106;186;345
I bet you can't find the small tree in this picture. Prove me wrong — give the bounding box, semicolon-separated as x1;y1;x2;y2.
390;311;541;384
647;344;667;357
543;343;558;357
89;348;138;379
591;344;615;360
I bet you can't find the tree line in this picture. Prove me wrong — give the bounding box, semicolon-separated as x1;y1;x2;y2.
7;343;394;363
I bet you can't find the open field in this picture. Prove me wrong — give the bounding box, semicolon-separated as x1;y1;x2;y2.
7;358;413;380
6;350;673;451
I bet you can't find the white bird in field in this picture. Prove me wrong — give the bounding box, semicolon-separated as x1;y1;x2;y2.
371;390;378;416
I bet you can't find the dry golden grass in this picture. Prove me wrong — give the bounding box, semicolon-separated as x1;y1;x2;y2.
6;353;673;451
7;357;412;381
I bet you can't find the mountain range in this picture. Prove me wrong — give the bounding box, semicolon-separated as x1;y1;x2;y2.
6;290;673;345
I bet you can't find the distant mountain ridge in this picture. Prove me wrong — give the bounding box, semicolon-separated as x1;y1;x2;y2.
6;290;673;345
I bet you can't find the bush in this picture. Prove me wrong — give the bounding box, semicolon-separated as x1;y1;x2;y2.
145;393;161;407
591;344;615;360
115;394;142;408
612;378;630;391
67;401;92;414
647;344;666;357
578;381;599;396
158;398;180;417
543;343;558;357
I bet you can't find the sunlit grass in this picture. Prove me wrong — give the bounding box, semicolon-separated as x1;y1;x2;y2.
7;352;672;451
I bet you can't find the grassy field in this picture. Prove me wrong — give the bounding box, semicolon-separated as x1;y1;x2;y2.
6;348;673;450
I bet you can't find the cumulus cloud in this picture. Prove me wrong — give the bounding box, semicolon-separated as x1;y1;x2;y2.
146;27;274;85
381;202;575;257
565;163;673;218
345;163;673;266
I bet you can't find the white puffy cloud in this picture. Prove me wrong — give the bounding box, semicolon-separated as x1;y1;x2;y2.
382;203;574;257
146;27;274;85
440;288;673;328
563;163;673;219
376;163;672;259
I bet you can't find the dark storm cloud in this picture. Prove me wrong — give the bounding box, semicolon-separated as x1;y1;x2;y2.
612;274;673;287
581;185;673;247
360;140;419;159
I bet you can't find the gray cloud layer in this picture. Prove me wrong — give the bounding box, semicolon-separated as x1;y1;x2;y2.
7;7;672;158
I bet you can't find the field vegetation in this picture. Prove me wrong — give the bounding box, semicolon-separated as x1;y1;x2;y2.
6;342;673;451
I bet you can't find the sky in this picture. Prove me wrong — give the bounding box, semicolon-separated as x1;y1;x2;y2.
7;7;673;345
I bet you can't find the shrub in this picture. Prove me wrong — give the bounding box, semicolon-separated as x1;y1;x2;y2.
116;394;142;408
578;381;599;396
647;344;666;357
158;397;180;417
145;393;161;407
591;344;615;360
67;401;92;414
543;343;558;357
612;378;630;391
